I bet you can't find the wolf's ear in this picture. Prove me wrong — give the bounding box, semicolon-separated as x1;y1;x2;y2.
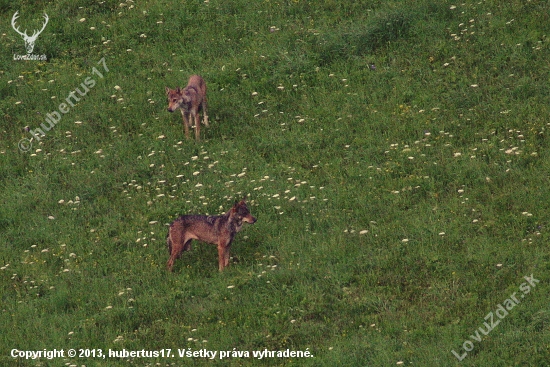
176;87;182;94
165;86;170;95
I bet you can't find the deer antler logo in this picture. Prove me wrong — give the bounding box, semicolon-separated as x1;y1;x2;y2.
11;11;49;54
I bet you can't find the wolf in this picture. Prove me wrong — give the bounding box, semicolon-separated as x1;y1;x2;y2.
166;199;256;272
165;75;209;140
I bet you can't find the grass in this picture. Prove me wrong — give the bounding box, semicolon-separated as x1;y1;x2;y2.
1;0;550;365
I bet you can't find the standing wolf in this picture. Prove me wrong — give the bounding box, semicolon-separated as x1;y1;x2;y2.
165;75;209;140
166;199;257;272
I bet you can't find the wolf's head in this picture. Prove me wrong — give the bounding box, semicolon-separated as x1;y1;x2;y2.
165;87;192;112
230;198;257;230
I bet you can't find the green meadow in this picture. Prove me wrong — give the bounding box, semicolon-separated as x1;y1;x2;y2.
1;0;549;365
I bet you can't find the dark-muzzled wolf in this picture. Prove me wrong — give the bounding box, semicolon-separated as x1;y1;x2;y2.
166;199;256;271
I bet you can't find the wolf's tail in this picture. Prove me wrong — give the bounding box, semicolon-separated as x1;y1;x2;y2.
166;230;172;255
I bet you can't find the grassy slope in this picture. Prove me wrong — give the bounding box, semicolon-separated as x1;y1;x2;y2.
1;0;549;365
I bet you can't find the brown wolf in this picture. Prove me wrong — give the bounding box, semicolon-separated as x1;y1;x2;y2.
165;75;209;140
166;199;257;272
